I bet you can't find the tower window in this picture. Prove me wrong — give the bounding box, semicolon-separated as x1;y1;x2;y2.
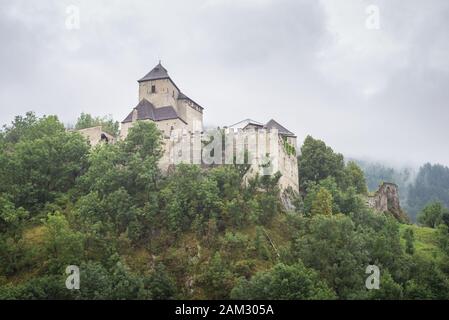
151;85;156;93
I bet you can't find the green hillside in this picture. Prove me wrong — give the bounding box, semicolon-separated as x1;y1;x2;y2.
1;113;449;300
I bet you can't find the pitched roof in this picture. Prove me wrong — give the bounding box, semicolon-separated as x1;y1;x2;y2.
177;92;204;110
122;99;186;124
177;92;189;100
138;62;169;82
138;61;183;93
265;119;296;137
229;119;264;130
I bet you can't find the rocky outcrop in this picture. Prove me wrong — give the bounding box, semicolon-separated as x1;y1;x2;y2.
367;182;409;222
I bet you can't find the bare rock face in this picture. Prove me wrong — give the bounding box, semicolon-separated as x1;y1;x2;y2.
367;182;409;222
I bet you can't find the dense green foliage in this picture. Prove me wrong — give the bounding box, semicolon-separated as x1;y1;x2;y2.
1;113;448;300
417;202;449;229
408;164;449;220
231;262;336;300
75;113;120;137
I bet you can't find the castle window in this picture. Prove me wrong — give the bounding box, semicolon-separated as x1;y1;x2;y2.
151;85;156;93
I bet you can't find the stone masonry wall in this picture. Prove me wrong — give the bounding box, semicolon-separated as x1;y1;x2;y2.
367;182;408;221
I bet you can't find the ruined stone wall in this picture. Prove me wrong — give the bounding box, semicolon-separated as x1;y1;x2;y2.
367;182;408;221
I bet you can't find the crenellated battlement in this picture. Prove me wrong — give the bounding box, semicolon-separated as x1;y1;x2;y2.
157;127;299;193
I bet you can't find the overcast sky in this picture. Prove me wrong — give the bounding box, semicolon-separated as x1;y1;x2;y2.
1;0;448;167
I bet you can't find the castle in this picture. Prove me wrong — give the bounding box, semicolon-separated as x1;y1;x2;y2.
77;62;409;216
116;62;300;194
77;63;300;197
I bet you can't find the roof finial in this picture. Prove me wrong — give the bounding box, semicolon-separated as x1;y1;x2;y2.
159;59;162;65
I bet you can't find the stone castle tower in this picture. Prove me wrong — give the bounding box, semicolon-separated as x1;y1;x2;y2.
119;62;299;195
120;62;204;140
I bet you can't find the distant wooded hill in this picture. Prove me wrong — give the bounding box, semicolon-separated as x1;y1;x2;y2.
355;160;449;222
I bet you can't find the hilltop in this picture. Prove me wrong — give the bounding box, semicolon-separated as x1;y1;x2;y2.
1;113;449;300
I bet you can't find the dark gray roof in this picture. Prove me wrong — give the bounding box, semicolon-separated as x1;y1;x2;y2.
177;92;204;110
138;62;182;92
122;99;186;124
138;62;169;82
177;92;189;100
265;119;296;137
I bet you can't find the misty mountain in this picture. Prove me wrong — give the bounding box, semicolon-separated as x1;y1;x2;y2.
354;159;449;222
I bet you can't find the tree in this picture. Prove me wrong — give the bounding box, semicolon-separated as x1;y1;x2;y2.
77;261;114;299
145;263;177;300
293;215;366;298
403;228;415;255
311;187;333;216
78;260;155;300
198;253;234;299
0;194;28;234
369;271;403;300
298;136;345;190
404;256;449;299
0;275;74;300
231;262;336;300
417;201;448;228
1;115;89;212
77;120;163;206
43;212;85;272
344;161;368;194
408;163;449;221
160;164;222;233
75;113;119;137
122;121;162;158
436;224;449;255
1;112;38;144
293;212;406;299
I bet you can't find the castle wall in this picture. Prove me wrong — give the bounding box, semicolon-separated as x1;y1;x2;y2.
161;128;299;194
120;121;133;141
156;118;187;138
120;118;187;141
182;100;203;133
77;126;116;147
277;135;299;193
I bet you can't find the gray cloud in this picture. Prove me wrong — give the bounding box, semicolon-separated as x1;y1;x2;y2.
0;0;448;167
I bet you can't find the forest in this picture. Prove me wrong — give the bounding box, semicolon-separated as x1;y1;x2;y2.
357;160;449;222
0;112;448;300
